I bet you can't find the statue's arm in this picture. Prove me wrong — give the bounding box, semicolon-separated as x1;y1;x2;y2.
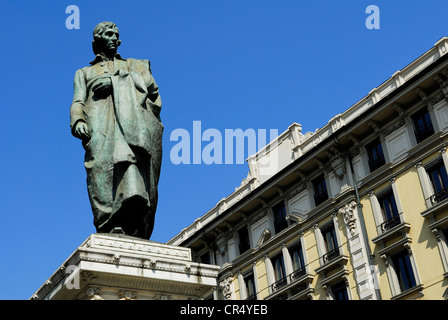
146;61;162;119
70;69;88;138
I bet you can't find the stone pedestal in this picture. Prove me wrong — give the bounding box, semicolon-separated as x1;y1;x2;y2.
30;233;220;300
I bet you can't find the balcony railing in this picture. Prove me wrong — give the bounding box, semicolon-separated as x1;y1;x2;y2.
289;267;306;282
322;247;340;264
270;267;308;293
245;293;257;300
379;215;401;233
428;187;448;206
270;277;287;292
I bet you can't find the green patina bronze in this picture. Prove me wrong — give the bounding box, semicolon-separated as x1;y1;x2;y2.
70;21;163;239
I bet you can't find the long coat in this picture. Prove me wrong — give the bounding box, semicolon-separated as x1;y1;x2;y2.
70;53;163;239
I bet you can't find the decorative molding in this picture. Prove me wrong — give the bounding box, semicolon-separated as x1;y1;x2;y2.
78;254;217;278
89;234;190;260
392;103;406;118
322;284;330;298
367;120;382;134
153;294;172;300
257;229;271;247
431;228;442;242
383;118;406;136
339;201;358;236
313;158;324;170
404;242;413;256
381;254;389;267
414;87;428;102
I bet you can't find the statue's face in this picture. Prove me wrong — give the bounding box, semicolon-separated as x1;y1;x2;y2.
99;27;120;54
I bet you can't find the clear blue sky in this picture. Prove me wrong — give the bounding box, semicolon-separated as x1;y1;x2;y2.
1;0;448;300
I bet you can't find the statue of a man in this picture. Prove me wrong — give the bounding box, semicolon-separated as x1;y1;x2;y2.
70;21;163;239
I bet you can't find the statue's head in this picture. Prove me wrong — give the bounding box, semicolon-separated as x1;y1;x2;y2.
92;21;121;56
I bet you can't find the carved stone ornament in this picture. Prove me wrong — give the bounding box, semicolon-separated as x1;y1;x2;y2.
339;201;358;236
380;254;389;267
404;242;413;256
86;287;103;300
154;294;172;300
219;278;232;300
81;271;97;283
118;290;137;300
257;228;271;246
322;284;330;297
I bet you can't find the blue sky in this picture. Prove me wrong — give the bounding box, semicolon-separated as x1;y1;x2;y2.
1;0;448;300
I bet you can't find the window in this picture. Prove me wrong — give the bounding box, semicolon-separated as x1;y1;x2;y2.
313;175;329;206
391;250;417;292
272;254;286;281
200;252;210;264
238;226;250;255
270;253;287;292
378;189;400;232
412;108;434;143
291;244;305;271
322;224;339;263
443;228;448;243
273;202;288;234
244;273;257;300
366;139;386;172
427;161;448;203
290;243;306;278
331;281;349;300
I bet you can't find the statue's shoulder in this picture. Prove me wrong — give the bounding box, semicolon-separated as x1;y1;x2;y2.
126;58;152;73
73;66;89;78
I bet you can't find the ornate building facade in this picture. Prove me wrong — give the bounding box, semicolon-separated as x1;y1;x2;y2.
168;36;448;300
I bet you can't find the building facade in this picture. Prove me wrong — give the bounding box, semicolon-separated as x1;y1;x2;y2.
168;36;448;300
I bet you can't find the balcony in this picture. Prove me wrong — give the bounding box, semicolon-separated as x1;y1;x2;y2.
421;188;448;233
372;213;411;244
267;267;314;300
315;247;349;276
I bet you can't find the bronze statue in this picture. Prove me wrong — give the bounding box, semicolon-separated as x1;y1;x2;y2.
70;21;163;239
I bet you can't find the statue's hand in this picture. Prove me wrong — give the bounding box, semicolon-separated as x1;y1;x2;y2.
74;121;91;141
92;77;112;97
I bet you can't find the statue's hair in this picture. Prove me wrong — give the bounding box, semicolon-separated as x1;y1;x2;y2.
92;21;121;55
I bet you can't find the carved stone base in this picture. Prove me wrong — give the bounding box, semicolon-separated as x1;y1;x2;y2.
30;233;220;300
